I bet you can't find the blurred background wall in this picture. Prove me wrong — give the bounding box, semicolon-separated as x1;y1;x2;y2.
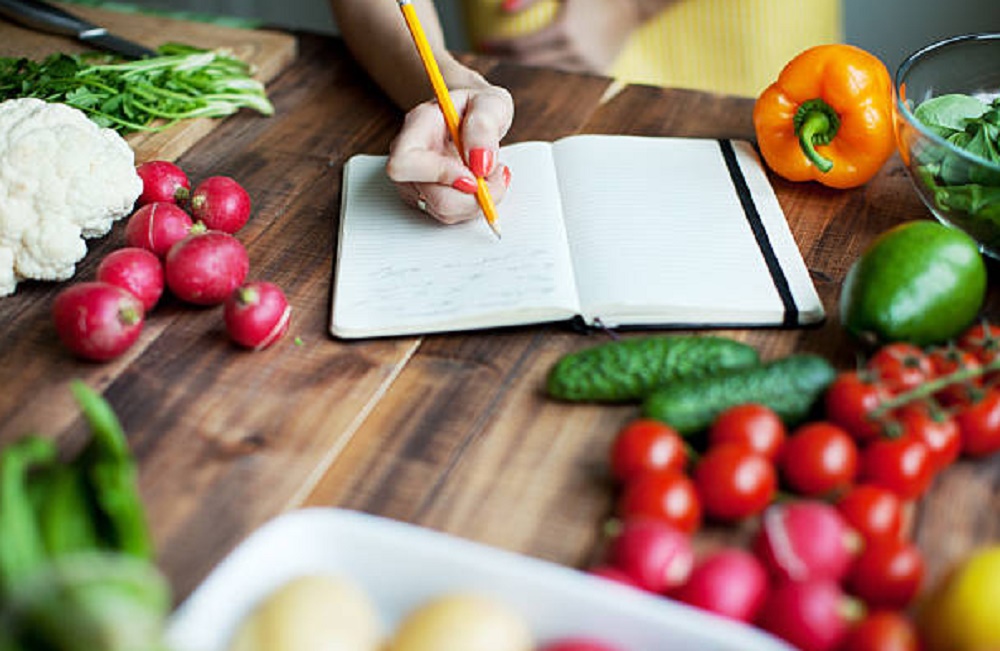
82;0;999;79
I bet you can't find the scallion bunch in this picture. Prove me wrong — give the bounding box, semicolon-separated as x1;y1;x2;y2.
0;42;274;134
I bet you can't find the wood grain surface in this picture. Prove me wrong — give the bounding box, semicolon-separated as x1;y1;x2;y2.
0;16;998;613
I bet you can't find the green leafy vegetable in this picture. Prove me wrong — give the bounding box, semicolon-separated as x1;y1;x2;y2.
913;93;989;138
71;381;153;560
0;382;168;651
0;42;273;134
0;437;58;594
911;93;1000;225
0;552;171;651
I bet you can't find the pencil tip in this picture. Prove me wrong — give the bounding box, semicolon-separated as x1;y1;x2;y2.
489;222;502;239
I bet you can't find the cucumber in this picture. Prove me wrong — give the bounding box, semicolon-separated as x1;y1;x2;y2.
546;335;760;402
641;354;836;435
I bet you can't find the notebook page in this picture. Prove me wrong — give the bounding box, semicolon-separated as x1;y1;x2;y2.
330;143;580;338
552;135;811;326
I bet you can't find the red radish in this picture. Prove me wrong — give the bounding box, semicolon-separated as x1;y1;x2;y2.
587;565;641;589
603;518;694;594
223;281;291;350
673;547;768;623
755;579;863;651
135;160;190;206
52;282;144;361
753;501;860;583
539;639;625;651
165;231;249;306
190;175;252;233
125;202;198;258
96;247;165;312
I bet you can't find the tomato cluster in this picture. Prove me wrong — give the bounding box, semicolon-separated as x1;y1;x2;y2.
587;322;1000;651
827;324;1000;490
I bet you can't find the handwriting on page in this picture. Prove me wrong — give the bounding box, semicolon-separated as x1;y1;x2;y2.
333;149;581;333
345;247;560;320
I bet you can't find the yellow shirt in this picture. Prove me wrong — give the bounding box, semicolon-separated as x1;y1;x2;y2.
461;0;842;98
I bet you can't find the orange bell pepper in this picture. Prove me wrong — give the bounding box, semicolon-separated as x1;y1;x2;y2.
753;44;896;189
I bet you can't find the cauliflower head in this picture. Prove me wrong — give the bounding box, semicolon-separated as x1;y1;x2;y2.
0;98;142;296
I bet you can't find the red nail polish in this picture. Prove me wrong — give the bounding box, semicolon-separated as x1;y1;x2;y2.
469;148;495;178
452;177;478;194
502;165;512;187
501;0;521;11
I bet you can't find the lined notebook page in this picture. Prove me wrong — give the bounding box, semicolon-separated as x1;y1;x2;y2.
330;146;580;338
552;135;814;326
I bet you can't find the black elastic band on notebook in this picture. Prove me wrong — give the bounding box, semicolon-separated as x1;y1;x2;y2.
718;139;798;326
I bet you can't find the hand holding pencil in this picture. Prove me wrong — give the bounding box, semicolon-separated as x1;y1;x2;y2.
395;0;512;237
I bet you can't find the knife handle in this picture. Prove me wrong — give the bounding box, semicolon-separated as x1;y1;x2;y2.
0;0;98;38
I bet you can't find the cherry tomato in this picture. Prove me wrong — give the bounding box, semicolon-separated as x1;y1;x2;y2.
838;610;920;651
927;345;982;406
779;421;858;497
609;419;688;483
867;342;933;394
693;443;776;522
858;434;934;501
891;401;961;472
707;403;787;460
618;470;702;533
824;371;889;443
954;388;1000;457
958;321;1000;367
835;483;905;544
845;538;924;610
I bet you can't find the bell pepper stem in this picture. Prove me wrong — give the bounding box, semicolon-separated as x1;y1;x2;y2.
794;99;841;174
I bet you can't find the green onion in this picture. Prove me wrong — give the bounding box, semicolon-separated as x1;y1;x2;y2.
0;42;274;134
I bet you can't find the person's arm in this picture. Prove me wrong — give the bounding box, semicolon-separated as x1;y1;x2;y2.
328;0;514;225
328;0;490;109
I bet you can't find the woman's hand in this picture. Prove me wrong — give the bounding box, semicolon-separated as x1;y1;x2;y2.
482;0;646;74
387;85;514;224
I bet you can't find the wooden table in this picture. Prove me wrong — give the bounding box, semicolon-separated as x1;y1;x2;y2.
1;22;998;607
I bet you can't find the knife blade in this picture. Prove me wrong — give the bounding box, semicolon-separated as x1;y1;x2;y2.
0;0;157;59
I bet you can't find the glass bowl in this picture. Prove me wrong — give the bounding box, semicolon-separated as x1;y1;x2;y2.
894;33;1000;258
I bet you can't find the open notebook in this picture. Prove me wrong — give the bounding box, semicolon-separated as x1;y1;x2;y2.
330;135;824;339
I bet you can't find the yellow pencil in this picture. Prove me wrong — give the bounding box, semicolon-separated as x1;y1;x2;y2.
397;0;501;239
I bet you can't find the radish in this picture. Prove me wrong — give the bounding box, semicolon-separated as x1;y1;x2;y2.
52;282;144;361
190;175;252;233
673;547;769;623
539;638;625;651
165;231;249;306
135;160;190;206
96;247;165;312
125;201;198;258
753;501;861;583
224;281;291;350
603;518;694;594
755;579;863;651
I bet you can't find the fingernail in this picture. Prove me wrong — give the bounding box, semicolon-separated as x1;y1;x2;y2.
469;148;495;178
502;165;512;187
452;176;478;194
501;0;521;11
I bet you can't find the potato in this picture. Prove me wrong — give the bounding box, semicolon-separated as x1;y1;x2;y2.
390;593;533;651
228;574;382;651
